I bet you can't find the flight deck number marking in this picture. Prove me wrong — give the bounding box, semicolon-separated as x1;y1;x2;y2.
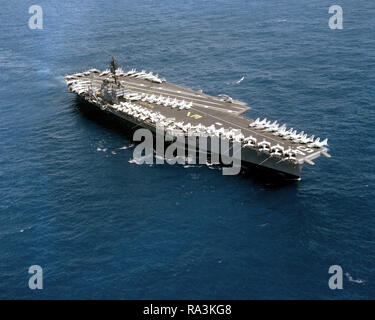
187;112;202;119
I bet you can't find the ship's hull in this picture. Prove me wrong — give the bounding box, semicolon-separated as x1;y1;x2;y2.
76;95;303;179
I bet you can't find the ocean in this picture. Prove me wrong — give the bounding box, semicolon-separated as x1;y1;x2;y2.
0;0;374;299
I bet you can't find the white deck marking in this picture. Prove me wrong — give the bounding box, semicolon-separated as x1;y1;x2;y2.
116;78;248;112
108;81;245;114
187;105;287;145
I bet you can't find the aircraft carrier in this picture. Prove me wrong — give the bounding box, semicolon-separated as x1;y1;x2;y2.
65;57;330;179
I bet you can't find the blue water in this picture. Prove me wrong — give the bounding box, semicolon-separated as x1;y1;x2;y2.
1;0;374;299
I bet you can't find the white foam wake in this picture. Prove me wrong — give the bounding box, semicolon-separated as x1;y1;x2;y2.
345;272;365;284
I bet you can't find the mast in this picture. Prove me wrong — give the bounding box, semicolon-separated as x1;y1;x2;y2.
109;56;119;85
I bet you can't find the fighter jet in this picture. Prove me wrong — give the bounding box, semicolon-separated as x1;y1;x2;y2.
308;138;328;148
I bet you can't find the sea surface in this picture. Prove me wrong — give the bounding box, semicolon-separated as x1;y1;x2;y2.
0;0;374;299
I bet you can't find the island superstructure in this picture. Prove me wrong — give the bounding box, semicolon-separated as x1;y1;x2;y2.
65;57;330;178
